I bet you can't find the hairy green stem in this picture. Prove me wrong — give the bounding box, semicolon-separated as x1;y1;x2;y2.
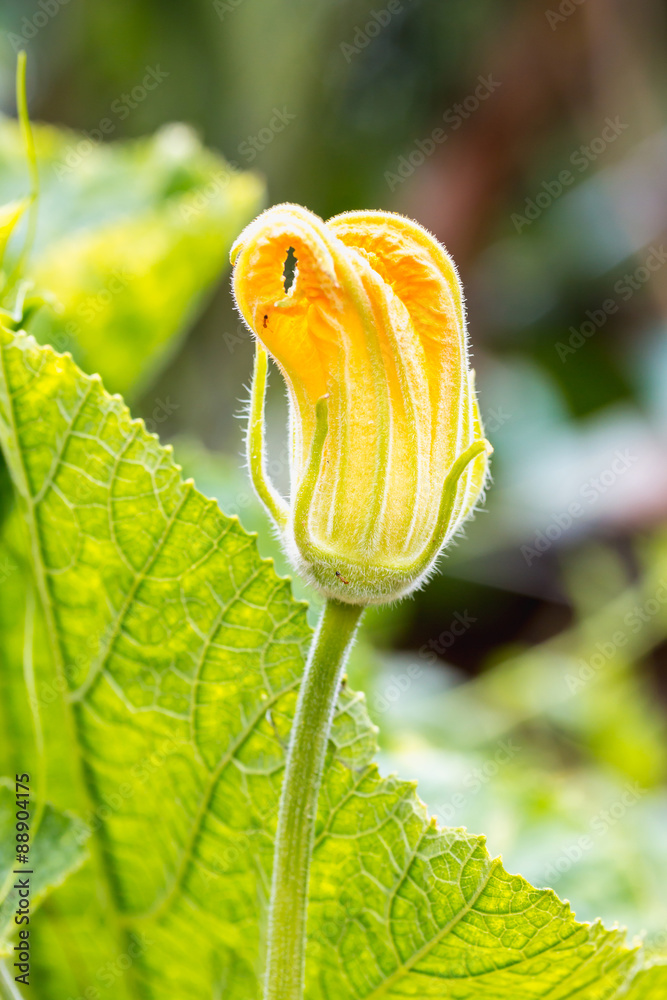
264;598;364;1000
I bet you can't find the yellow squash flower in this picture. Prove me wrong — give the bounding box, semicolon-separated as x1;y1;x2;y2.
231;204;491;605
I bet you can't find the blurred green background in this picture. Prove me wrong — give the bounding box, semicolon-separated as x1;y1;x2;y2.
1;0;666;951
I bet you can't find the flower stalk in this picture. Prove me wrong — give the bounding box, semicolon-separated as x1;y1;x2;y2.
264;598;363;1000
231;202;491;999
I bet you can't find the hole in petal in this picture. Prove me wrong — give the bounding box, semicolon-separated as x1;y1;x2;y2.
283;246;297;293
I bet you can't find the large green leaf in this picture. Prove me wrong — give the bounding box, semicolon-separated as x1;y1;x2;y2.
0;116;264;397
0;328;659;998
624;965;667;999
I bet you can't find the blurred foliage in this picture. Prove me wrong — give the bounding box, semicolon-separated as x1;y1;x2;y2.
0;0;665;954
0;116;264;397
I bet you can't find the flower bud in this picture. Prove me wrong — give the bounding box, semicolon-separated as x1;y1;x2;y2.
231;204;490;605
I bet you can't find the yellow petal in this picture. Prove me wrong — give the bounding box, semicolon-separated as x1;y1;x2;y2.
232;204;490;604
